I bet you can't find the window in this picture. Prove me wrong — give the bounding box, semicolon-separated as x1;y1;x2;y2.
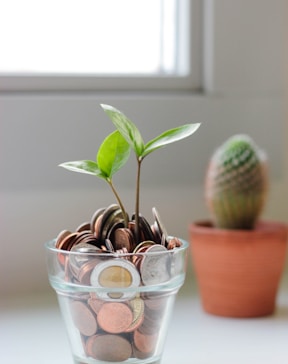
0;0;201;91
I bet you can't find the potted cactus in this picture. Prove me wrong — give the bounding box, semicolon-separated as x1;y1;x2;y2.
189;134;287;318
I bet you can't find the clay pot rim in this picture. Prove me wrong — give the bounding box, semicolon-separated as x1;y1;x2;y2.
189;219;288;238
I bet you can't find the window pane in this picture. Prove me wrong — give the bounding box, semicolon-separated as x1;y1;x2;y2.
0;0;183;75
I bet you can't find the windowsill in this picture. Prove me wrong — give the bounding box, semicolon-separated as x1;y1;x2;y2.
1;272;287;364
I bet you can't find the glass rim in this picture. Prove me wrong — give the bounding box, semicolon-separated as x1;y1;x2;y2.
44;237;188;258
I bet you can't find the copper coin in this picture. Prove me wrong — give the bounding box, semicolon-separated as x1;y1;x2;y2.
58;231;79;251
69;243;99;279
86;334;132;361
101;209;126;240
167;236;182;249
140;245;171;285
133;329;157;354
99;204;121;238
107;221;125;243
88;296;104;315
56;231;79;266
78;258;100;285
70;300;97;336
90;207;105;234
93;213;103;239
97;302;134;333
56;229;72;249
73;231;96;246
133;344;151;359
113;227;134;252
75;221;91;232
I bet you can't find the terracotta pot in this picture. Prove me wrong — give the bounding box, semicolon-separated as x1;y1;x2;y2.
189;220;288;318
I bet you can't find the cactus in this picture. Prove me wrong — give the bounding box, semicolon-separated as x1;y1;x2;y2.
205;134;268;230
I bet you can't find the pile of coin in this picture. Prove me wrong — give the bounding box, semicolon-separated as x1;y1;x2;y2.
68;294;167;361
56;204;182;287
55;205;182;362
56;204;181;255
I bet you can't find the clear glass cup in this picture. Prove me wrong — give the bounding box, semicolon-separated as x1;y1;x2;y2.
45;238;188;364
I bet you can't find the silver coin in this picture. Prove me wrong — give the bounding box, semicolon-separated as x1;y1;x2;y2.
140;245;171;285
152;207;168;243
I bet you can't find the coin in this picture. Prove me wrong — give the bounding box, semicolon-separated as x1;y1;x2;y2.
125;298;145;332
56;231;78;250
152;207;168;244
132;213;155;242
56;229;72;249
75;221;91;232
140;245;171;285
133;240;155;253
90;207;105;234
138;314;161;335
86;334;132;361
112;227;134;252
107;221;125;243
70;300;97;336
69;243;101;279
56;231;78;266
132;240;155;268
133;329;157;355
151;221;162;244
99;204;123;240
73;231;97;246
167;236;182;249
97;302;133;333
88;295;104;315
104;238;115;252
90;259;141;300
93;213;103;239
78;258;101;285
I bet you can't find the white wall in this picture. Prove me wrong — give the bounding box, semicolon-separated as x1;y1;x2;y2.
1;0;287;296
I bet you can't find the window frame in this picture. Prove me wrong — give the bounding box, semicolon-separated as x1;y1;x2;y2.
0;0;202;92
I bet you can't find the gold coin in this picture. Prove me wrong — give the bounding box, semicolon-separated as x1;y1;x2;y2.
125;298;145;332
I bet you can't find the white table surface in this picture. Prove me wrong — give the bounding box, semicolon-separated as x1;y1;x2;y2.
1;275;288;364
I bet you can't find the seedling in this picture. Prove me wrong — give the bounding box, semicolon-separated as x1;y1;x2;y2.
59;104;200;242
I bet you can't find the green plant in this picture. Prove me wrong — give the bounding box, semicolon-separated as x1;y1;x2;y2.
205;134;268;230
59;104;200;241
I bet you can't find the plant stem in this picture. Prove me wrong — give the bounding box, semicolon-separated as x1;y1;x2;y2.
135;157;142;244
107;178;128;227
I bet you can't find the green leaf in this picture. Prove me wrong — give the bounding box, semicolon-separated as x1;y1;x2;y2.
142;123;201;158
59;160;105;178
97;130;130;178
101;104;145;157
